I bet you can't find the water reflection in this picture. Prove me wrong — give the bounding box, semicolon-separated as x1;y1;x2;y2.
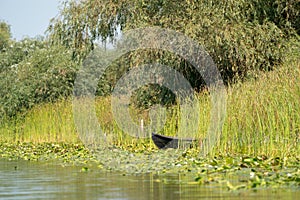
0;159;298;200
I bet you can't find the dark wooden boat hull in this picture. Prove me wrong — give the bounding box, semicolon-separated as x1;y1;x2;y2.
151;133;197;149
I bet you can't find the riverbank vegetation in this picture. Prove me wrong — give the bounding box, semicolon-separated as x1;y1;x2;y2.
0;54;299;154
0;0;299;190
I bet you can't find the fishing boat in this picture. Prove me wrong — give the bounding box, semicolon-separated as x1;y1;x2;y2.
151;133;197;149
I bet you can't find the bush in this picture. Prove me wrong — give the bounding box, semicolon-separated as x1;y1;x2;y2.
0;45;77;119
245;0;300;35
0;22;11;51
0;38;46;72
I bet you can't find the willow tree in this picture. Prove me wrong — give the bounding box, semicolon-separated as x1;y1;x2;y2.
47;0;297;106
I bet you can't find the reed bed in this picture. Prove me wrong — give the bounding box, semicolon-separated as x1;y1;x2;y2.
0;59;299;157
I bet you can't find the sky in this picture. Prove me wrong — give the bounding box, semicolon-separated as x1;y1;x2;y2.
0;0;62;40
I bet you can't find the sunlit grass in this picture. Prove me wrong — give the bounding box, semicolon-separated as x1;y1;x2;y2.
0;101;78;143
0;58;299;157
221;58;300;156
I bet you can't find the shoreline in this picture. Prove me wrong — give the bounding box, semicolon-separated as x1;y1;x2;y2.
1;142;299;191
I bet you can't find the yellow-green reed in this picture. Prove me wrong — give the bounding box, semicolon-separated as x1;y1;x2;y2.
0;100;79;143
0;58;299;157
221;58;299;156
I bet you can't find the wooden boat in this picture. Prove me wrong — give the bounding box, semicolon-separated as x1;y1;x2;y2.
151;133;197;149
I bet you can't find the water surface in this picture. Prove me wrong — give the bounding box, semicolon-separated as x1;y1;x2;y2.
0;159;298;199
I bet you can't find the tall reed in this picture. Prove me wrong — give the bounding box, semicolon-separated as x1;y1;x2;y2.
0;59;299;157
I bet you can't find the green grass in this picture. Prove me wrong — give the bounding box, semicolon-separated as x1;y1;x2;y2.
0;57;299;157
0;101;78;143
222;59;300;156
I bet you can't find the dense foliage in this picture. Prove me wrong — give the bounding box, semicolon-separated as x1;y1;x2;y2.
0;38;46;73
0;22;11;51
47;0;299;107
48;0;299;74
1;0;299;116
0;26;77;118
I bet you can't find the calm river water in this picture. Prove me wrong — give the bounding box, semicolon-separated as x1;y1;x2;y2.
0;159;298;200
